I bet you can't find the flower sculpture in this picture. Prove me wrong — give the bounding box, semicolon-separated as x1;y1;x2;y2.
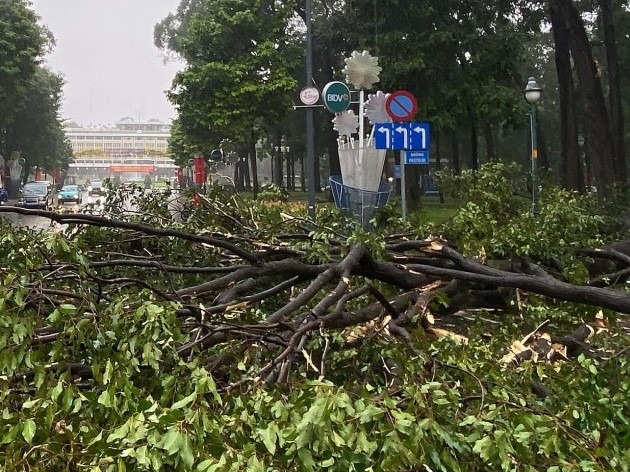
364;91;391;124
342;50;382;90
332;110;359;137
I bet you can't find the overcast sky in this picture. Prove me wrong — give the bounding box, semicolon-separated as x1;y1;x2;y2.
30;0;184;126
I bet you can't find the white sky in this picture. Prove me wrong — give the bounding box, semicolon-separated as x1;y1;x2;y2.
30;0;184;126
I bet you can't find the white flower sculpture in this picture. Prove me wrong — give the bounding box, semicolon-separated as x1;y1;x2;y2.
364;91;391;124
342;50;382;90
332;110;359;137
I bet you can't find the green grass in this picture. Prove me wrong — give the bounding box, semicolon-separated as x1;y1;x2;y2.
225;190;462;225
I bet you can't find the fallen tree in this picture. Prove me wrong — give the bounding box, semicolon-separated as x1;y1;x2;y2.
0;174;629;471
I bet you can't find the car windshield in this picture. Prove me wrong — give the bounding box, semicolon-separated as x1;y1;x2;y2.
62;185;79;192
91;181;102;186
23;184;48;195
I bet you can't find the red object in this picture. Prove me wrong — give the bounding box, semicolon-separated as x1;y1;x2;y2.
385;91;418;122
193;156;205;185
176;167;184;185
193;192;201;207
54;168;61;183
34;168;42;181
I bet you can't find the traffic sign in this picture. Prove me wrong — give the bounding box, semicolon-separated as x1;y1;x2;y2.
374;122;431;150
322;81;351;113
385;91;418;122
405;150;429;164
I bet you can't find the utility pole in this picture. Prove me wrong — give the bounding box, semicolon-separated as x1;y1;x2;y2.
305;0;316;220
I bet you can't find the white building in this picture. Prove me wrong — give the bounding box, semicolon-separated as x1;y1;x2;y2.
66;118;177;181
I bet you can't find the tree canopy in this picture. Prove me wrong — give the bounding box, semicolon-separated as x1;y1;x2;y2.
156;0;629;197
0;0;71;176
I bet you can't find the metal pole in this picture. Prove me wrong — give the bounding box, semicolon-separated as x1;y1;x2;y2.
530;104;539;217
305;0;316;220
401;152;407;220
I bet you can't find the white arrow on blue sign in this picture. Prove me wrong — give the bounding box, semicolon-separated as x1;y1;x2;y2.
375;122;430;150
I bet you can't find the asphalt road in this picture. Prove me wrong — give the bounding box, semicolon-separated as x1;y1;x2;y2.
0;191;104;231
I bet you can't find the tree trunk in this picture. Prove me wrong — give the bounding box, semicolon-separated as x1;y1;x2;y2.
550;5;582;191
600;0;627;183
483;123;496;161
550;0;615;196
468;109;479;171
248;140;259;198
451;133;460;174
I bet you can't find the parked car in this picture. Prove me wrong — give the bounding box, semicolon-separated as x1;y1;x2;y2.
17;181;53;210
0;188;8;205
88;180;104;196
58;184;83;204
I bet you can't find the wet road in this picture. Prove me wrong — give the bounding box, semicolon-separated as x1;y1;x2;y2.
0;191;104;231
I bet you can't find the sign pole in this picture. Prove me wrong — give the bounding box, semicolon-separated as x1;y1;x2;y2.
305;0;316;220
401;151;407;221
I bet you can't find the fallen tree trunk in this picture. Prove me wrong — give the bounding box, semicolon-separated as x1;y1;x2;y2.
2;205;629;390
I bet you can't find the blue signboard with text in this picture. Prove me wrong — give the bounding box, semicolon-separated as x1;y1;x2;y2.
375;122;431;151
405;150;429;164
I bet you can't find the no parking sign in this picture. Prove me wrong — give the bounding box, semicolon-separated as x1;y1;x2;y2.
385;91;418;122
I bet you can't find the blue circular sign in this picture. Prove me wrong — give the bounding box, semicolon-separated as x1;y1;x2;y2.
385;91;418;122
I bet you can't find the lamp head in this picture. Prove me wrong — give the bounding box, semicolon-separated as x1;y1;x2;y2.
524;77;542;104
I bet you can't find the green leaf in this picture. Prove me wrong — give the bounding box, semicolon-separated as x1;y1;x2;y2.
179;435;195;469
160;428;184;456
22;419;36;443
260;424;277;455
171;391;197;410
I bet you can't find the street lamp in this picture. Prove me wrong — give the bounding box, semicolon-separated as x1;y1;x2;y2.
577;134;589;191
524;76;543;217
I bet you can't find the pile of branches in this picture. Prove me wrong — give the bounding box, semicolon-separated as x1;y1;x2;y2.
2;202;630;391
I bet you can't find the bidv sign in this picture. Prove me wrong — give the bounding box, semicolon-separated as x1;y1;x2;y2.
322;81;351;113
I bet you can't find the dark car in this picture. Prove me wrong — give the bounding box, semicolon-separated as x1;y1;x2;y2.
0;188;8;205
18;181;53;210
88;180;104;196
58;184;83;204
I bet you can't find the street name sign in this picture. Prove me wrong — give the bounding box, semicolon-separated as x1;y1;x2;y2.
374;122;431;150
405;150;429;164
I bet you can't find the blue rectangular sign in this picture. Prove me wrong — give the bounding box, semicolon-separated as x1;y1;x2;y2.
393;164;401;179
374;123;394;150
374;122;431;151
405;150;429;164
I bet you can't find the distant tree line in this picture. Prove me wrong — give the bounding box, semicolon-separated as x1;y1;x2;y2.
155;0;630;201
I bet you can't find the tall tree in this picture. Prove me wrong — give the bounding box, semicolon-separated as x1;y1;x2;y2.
599;0;626;183
4;67;72;177
159;0;301;195
0;0;46;155
549;0;615;196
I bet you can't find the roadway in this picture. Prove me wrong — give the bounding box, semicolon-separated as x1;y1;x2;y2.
0;190;105;231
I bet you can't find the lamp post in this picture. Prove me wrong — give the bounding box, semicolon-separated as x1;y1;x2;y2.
577;134;588;192
524;77;543;217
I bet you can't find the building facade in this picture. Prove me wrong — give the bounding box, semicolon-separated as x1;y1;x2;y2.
66;118;176;183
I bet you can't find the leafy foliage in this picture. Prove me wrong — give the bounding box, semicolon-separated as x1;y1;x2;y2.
1;173;630;470
436;162;613;262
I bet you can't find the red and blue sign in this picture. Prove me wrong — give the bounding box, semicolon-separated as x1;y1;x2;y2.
385;91;418;122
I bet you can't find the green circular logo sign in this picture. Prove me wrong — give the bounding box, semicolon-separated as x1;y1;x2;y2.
322;81;351;113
